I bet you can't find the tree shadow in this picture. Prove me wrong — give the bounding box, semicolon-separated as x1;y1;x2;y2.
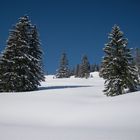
39;85;92;91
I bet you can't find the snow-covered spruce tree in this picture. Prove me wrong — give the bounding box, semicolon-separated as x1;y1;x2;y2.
79;55;90;78
101;25;139;96
56;52;70;78
0;16;44;92
134;48;140;76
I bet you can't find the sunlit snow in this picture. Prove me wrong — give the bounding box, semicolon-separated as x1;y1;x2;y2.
0;72;140;140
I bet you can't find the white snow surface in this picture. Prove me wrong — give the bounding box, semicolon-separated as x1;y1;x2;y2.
0;72;140;140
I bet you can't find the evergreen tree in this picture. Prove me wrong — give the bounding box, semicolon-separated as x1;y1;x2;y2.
90;64;99;72
99;63;104;77
70;67;75;76
90;64;95;72
134;48;140;75
101;25;139;96
74;64;80;77
80;55;90;78
56;52;70;78
96;64;100;71
0;16;44;92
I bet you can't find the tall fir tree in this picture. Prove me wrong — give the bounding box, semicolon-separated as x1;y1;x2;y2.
56;52;70;78
0;16;44;92
79;55;90;78
101;25;139;96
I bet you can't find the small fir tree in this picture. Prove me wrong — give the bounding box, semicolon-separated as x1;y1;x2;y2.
101;25;139;96
80;55;90;78
74;64;80;77
90;64;95;72
90;64;99;72
70;67;75;76
0;16;44;92
56;52;70;78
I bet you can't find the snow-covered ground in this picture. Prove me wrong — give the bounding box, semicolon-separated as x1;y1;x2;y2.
0;72;140;140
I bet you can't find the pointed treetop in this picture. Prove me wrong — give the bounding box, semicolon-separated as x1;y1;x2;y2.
108;24;124;40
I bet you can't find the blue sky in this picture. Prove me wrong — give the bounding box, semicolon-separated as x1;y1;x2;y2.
0;0;140;74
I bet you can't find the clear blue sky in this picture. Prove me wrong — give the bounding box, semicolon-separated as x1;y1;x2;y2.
0;0;140;74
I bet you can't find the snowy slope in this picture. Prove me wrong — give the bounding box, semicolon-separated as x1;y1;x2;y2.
0;72;140;140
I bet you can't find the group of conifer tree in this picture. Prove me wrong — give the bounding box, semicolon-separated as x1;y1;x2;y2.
56;25;140;97
0;16;45;92
0;16;140;96
55;53;99;78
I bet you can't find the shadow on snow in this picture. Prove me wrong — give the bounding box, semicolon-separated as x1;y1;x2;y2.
39;85;92;91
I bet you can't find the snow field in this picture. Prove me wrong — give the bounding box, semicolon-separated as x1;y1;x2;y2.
0;72;140;140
